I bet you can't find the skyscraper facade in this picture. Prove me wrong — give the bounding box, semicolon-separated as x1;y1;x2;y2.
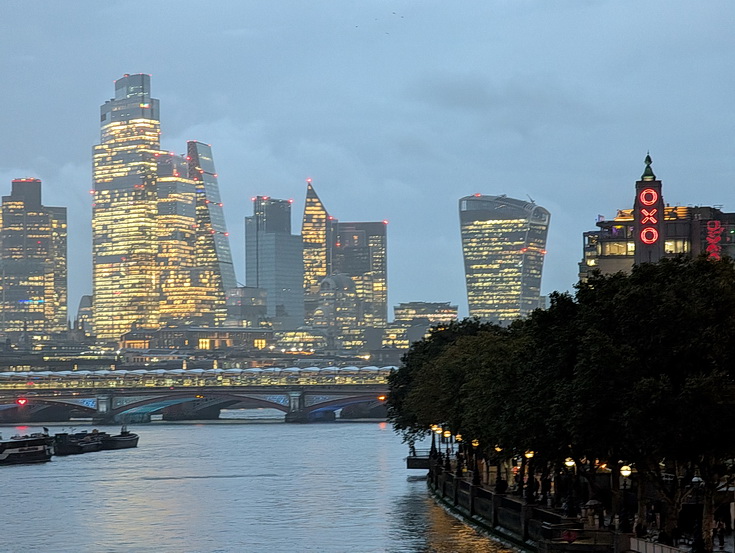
93;74;235;340
333;221;388;328
93;74;160;339
459;194;550;324
0;179;67;333
187;141;237;296
301;180;335;323
245;196;304;330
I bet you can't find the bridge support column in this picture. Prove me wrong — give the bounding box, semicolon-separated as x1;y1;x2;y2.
93;395;114;424
288;391;305;412
285;392;308;423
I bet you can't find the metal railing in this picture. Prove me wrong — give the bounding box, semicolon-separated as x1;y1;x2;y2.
629;537;689;553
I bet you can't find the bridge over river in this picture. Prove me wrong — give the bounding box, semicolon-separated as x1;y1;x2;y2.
0;366;392;423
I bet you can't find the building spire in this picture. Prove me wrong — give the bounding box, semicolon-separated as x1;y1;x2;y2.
641;152;656;181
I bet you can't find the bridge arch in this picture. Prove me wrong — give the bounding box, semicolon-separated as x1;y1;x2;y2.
107;391;290;421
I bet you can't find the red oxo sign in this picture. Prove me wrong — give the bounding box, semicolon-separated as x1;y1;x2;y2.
638;188;660;245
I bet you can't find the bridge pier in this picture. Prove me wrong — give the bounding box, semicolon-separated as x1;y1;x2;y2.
93;395;115;424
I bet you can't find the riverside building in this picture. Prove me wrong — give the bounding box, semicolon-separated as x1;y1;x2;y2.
92;74;235;341
0;178;67;334
580;155;735;280
459;194;550;325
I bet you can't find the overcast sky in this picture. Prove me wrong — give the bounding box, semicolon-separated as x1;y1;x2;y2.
1;1;734;319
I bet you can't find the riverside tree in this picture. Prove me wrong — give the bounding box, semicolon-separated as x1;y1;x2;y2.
388;256;735;553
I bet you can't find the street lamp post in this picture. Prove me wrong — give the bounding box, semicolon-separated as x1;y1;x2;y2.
471;439;481;486
564;458;576;517
620;465;632;532
524;451;536;503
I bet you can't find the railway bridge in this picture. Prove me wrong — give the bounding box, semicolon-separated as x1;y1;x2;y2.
0;366;392;423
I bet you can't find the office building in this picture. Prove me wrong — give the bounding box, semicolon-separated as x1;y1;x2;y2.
0;178;67;334
580;156;735;280
188;140;237;298
333;221;388;328
312;273;363;352
245;196;304;330
301;180;335;323
393;302;457;325
225;286;268;328
92;74;236;340
459;194;550;324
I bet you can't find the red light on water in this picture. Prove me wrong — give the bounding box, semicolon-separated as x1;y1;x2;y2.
16;398;27;406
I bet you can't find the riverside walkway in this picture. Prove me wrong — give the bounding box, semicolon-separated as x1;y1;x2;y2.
418;452;729;553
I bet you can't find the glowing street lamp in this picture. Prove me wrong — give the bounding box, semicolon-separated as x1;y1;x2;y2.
619;465;632;532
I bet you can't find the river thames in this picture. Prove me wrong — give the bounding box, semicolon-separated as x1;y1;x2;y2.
1;417;515;553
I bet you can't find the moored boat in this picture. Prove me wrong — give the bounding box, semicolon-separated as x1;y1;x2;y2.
0;431;53;465
53;430;107;456
101;426;139;450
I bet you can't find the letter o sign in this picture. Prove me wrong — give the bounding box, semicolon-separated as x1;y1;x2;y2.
639;188;658;206
640;227;659;244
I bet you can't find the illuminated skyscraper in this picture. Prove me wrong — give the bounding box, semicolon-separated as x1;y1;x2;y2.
246;196;304;330
333;221;388;328
93;74;161;340
301;181;335;323
0;178;67;333
187;141;237;324
93;74;235;340
459;194;550;324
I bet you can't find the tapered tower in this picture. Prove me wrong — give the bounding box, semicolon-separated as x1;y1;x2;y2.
459;194;550;324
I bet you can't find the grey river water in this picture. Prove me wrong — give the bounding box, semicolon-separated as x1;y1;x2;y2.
0;418;514;553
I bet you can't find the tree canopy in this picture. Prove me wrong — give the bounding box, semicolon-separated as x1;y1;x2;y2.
387;256;735;550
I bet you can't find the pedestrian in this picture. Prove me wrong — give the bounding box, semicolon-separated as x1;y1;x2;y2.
716;520;725;548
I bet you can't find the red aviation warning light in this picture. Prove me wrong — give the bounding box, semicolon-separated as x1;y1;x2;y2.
16;398;28;406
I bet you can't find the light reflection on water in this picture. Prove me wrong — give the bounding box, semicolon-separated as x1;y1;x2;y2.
1;421;515;553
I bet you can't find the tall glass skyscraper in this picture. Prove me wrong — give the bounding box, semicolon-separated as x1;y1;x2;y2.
246;196;304;330
0;179;67;334
93;74;235;340
93;74;160;339
459;194;550;324
188;141;237;291
301;180;335;323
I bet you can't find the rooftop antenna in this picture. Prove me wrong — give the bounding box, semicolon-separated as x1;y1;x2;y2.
527;194;535;204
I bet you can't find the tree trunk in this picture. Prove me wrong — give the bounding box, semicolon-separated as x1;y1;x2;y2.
610;463;621;521
702;483;715;553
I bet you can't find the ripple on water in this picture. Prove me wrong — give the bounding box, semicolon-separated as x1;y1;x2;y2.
1;422;517;552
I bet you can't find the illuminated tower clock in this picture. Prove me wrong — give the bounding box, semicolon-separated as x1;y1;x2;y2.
633;154;665;265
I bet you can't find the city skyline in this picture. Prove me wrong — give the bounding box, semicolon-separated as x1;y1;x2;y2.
2;2;734;319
